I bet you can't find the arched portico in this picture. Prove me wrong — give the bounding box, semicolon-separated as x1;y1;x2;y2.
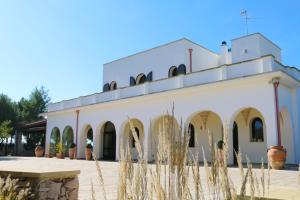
230;107;267;163
62;126;74;157
120;118;144;160
280;107;294;163
50;127;60;155
185;111;223;162
99;121;116;160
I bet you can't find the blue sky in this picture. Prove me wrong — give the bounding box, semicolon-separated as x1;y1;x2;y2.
0;0;299;103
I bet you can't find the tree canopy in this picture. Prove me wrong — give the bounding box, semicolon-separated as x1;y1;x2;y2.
0;86;50;146
18;86;51;122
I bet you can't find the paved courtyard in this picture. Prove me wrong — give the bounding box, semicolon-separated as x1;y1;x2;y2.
0;157;299;200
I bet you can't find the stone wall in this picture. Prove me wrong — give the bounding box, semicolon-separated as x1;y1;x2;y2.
17;176;79;200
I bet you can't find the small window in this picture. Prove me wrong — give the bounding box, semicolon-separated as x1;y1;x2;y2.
177;64;186;75
188;123;195;147
168;66;177;78
103;83;110;92
130;127;140;148
110;81;117;90
250;117;264;142
130;77;136;86
136;74;146;84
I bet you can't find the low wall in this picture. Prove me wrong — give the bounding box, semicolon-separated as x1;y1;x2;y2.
0;170;80;200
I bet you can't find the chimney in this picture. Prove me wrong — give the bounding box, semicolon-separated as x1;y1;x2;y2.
220;41;231;65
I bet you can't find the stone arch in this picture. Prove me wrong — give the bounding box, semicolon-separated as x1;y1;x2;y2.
79;124;93;158
280;107;294;163
62;126;74;157
185;110;223;162
229;107;267;163
150;114;180;162
50;127;60;155
120;118;144;160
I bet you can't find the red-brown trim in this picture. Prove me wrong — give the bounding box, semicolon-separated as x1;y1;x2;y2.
188;48;193;73
273;78;281;146
75;110;80;157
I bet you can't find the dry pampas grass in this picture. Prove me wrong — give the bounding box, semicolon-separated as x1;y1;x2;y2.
93;107;274;200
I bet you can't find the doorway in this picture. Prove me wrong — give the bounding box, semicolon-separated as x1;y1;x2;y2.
233;122;239;165
102;122;116;160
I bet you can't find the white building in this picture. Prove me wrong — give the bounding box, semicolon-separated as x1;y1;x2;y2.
44;33;300;164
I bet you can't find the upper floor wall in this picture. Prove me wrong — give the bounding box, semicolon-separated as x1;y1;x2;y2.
231;33;282;63
102;39;220;89
102;33;283;91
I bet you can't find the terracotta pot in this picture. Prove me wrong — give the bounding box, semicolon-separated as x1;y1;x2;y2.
56;152;64;159
85;148;92;160
267;146;287;170
35;146;44;157
69;148;76;159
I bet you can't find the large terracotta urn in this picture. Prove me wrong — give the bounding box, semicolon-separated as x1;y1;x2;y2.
35;146;44;157
267;146;287;169
85;143;93;160
69;148;76;159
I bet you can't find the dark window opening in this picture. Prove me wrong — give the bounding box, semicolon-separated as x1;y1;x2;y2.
130;76;136;86
103;83;110;92
251;117;264;142
136;74;146;84
110;81;117;90
168;66;178;77
130;127;140;148
178;64;187;75
188;123;195;147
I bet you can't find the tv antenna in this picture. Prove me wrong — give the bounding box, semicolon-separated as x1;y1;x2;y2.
240;10;254;35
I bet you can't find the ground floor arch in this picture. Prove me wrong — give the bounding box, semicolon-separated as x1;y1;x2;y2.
80;125;93;158
121;118;144;160
150;115;180;162
50;127;60;155
99;121;116;160
186;111;223;162
230;107;267;163
62;126;74;157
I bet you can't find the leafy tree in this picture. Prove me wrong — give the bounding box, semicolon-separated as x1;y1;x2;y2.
0;94;17;125
18;86;50;122
0;120;13;144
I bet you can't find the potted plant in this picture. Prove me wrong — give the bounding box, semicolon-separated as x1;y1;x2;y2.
69;142;76;159
35;145;44;157
55;143;64;159
85;143;93;160
217;140;224;166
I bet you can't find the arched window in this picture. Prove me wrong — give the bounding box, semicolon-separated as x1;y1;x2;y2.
251;117;264;142
136;74;146;84
110;81;117;90
168;66;177;78
130;127;140;148
177;64;187;75
103;83;110;92
188;123;195;147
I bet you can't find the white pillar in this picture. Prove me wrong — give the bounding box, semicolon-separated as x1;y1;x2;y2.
226;123;234;165
115;125;121;161
291;89;300;163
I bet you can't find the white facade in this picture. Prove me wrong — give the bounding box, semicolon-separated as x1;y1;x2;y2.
44;33;300;164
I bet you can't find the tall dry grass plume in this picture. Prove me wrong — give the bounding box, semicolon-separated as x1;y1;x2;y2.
94;107;273;200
